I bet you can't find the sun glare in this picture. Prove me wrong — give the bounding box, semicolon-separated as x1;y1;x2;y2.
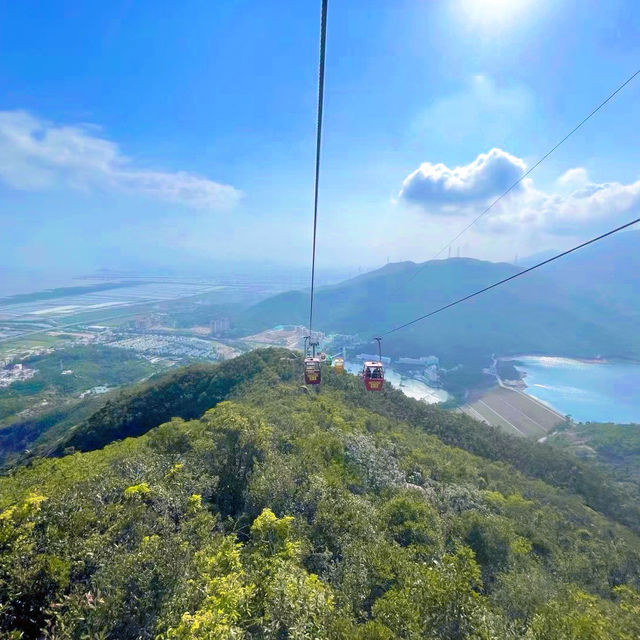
459;0;534;28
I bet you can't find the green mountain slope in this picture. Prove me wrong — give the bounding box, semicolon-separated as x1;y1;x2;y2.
239;231;640;364
0;345;163;467
548;421;640;486
41;349;639;533
2;349;640;638
51;349;284;455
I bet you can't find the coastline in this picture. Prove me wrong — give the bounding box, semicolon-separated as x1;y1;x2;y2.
514;385;566;421
493;357;566;420
500;354;640;367
501;355;640;423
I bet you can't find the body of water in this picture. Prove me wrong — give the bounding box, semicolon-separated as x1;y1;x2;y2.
511;356;640;424
0;270;96;298
345;361;449;404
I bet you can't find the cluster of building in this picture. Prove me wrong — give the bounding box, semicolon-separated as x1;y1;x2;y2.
79;385;111;398
394;355;440;383
210;317;231;335
355;353;392;365
396;356;439;366
109;334;216;360
0;363;37;388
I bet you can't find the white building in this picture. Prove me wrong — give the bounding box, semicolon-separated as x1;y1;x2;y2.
397;356;439;366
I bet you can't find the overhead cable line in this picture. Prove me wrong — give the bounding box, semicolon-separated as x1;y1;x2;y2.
380;216;640;336
397;66;640;292
308;0;328;337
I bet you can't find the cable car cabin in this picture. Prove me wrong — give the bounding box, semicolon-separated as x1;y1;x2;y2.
363;361;384;391
333;357;344;372
304;357;322;385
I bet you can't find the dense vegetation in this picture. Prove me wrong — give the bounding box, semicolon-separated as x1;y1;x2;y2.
50;350;640;534
0;345;160;465
496;360;522;381
2;348;639;638
549;421;640;486
0;395;106;467
53;349;277;455
237;231;640;366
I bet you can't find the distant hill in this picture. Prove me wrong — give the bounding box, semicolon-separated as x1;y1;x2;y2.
517;248;560;267
238;230;640;365
51;349;283;455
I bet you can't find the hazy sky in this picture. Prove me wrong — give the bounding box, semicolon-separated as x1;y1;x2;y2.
1;0;639;274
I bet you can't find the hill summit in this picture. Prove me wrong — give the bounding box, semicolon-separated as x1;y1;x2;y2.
238;231;640;364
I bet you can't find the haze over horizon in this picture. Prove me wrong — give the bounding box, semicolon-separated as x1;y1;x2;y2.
1;0;639;275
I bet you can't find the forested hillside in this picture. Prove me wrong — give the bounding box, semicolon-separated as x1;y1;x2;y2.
0;345;162;467
50;349;283;456
549;420;640;486
237;231;640;364
2;349;640;638
39;350;640;533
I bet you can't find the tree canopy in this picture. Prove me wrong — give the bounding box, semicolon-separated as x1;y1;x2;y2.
1;348;639;638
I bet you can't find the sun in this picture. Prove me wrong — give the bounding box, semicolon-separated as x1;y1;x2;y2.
459;0;534;28
472;0;518;8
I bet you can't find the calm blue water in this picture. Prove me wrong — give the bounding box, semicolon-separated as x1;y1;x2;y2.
511;356;640;424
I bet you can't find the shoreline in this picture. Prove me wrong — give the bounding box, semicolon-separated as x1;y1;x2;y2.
499;354;640;367
491;359;566;421
512;386;566;421
345;360;448;405
500;355;640;424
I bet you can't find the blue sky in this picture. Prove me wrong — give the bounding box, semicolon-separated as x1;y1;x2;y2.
1;0;639;274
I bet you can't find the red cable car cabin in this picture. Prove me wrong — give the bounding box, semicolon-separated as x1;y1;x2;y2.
304;357;322;385
363;361;384;391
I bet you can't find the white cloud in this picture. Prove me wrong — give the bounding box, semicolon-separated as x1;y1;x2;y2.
0;110;242;210
400;148;640;238
399;148;526;209
488;177;640;235
557;167;589;188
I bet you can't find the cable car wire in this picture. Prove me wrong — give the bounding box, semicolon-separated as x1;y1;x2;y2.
396;66;640;292
308;0;328;336
380;216;640;336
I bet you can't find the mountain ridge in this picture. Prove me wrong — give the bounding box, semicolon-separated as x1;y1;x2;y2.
237;231;640;365
29;348;640;534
